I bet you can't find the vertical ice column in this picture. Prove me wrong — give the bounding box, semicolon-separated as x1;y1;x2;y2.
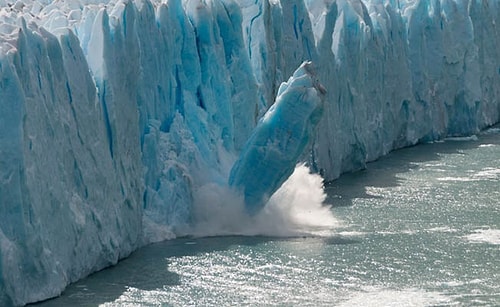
228;61;325;214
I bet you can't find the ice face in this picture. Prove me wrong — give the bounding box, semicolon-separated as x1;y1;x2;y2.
0;16;143;306
1;0;500;305
229;62;325;214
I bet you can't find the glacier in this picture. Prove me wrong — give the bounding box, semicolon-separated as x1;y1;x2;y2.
0;0;500;305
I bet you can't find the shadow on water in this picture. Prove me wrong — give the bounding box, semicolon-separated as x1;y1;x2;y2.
33;232;360;306
322;235;361;245
31;236;276;306
325;127;500;208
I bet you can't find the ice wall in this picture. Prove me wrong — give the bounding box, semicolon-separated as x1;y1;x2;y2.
1;0;500;305
0;17;143;306
301;0;500;179
242;0;500;179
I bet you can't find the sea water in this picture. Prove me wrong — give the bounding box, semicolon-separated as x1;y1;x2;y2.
35;128;500;306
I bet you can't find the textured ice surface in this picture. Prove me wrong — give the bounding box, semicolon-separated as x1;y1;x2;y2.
229;62;325;214
1;0;500;305
0;14;143;306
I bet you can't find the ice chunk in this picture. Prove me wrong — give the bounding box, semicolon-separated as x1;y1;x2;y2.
229;61;325;214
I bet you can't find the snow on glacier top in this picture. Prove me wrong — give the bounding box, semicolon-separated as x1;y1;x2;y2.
0;0;417;43
0;0;440;58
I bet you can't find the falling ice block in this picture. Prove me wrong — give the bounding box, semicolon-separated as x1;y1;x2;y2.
229;61;325;214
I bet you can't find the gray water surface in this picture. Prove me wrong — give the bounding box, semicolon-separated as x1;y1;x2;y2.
36;129;500;306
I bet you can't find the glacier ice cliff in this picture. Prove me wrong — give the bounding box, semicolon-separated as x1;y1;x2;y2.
1;0;500;305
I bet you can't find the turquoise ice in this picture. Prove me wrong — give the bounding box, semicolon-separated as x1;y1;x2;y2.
229;61;325;214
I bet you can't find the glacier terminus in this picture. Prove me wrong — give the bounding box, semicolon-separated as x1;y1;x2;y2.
1;0;500;305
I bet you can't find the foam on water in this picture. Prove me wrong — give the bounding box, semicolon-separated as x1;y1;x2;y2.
426;226;458;233
182;164;340;238
475;167;500;180
464;229;500;245
479;144;497;148
437;167;500;182
480;127;500;135
437;176;476;182
444;135;479;142
337;286;452;307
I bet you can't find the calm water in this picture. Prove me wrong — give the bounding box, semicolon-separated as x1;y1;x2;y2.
37;128;500;306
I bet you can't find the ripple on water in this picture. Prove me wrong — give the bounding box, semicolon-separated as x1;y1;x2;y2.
337;286;452;307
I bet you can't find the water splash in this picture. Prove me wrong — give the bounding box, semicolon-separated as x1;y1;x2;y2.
181;164;340;238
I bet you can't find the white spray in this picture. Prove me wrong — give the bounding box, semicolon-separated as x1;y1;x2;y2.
181;164;340;238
